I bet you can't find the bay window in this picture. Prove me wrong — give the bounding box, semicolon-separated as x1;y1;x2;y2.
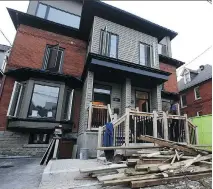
28;84;59;119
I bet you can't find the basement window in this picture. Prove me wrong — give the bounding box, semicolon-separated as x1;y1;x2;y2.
43;45;64;73
29;133;50;144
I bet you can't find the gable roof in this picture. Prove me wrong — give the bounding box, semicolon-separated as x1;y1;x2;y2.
178;64;212;92
180;67;198;76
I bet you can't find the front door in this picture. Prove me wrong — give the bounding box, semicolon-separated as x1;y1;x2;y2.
135;91;149;112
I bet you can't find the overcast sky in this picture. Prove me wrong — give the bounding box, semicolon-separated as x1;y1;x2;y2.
0;0;212;75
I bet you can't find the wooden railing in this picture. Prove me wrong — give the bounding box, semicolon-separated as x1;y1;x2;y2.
97;108;199;149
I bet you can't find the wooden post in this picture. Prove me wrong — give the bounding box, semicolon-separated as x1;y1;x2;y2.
97;126;103;157
134;116;137;143
113;114;117;146
195;126;199;145
163;112;168;140
107;104;113;122
88;102;93;130
125;108;130;146
184;114;190;144
153;111;158;138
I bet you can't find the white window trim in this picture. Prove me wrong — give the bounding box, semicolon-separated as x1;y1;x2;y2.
184;70;191;84
180;94;187;108
1;50;10;73
194;86;201;100
197;111;202;116
67;89;74;121
7;81;23;117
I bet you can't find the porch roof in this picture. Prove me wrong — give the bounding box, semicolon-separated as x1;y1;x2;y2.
84;53;171;88
5;67;82;88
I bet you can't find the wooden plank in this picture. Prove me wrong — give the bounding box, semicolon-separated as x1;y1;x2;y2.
135;164;160;171
158;154;212;171
146;152;161;158
137;135;199;155
125;168;148;176
98;173;125;182
97;146;162;150
184;154;201;168
80;164;127;173
131;172;212;188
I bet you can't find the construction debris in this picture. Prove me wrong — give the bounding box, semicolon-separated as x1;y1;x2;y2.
79;135;212;188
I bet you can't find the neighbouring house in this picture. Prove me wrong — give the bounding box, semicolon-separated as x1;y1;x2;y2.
0;0;186;157
0;44;10;85
178;64;212;117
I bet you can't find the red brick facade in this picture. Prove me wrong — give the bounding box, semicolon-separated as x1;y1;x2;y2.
0;25;87;131
180;80;212;117
160;62;178;93
7;25;87;77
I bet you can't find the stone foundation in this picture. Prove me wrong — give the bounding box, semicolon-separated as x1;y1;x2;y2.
0;131;49;157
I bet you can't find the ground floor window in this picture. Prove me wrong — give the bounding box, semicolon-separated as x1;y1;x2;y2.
29;133;50;144
93;84;111;105
135;91;149;112
28;84;60;119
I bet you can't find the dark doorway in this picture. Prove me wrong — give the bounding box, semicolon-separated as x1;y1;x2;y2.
135;91;150;112
93;84;111;105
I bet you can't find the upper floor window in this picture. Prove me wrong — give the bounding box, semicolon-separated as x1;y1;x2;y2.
139;43;152;67
0;50;10;73
28;84;60;119
158;43;167;56
184;71;191;84
194;86;201;100
180;94;187;108
36;3;80;29
100;30;118;59
43;45;64;73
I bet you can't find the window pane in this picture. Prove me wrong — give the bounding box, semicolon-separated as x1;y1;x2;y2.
195;87;200;99
36;4;47;18
44;46;63;72
28;84;59;119
109;34;117;58
182;95;187;106
140;43;151;66
47;7;80;28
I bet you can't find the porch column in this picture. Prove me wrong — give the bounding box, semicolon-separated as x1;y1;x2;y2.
151;85;162;111
121;78;131;114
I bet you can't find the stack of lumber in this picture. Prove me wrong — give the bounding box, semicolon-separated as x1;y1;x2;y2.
79;135;212;188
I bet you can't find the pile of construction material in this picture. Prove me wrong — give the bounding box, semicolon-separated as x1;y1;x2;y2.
79;135;212;188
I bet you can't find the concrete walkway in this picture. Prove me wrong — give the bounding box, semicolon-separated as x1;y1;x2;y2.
39;159;105;189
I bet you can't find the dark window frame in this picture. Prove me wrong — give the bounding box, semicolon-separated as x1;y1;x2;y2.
29;133;50;144
27;83;60;120
42;44;65;73
93;83;112;105
35;2;81;28
139;42;152;67
135;90;150;112
181;94;187;108
99;30;119;59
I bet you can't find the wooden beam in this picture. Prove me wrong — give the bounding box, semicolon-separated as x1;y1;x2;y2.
131;172;212;188
80;164;127;173
153;111;158;138
137;135;200;155
97;146;162;150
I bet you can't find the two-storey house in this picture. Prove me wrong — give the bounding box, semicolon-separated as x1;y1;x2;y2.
0;0;184;157
178;64;212;117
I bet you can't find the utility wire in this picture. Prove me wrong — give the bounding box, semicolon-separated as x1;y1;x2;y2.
177;46;212;70
0;28;12;46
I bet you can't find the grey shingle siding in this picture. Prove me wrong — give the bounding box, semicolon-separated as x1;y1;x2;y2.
91;16;159;69
121;78;131;115
151;85;162;111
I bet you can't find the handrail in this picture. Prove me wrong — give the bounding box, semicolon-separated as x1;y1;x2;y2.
188;119;197;128
113;113;127;127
